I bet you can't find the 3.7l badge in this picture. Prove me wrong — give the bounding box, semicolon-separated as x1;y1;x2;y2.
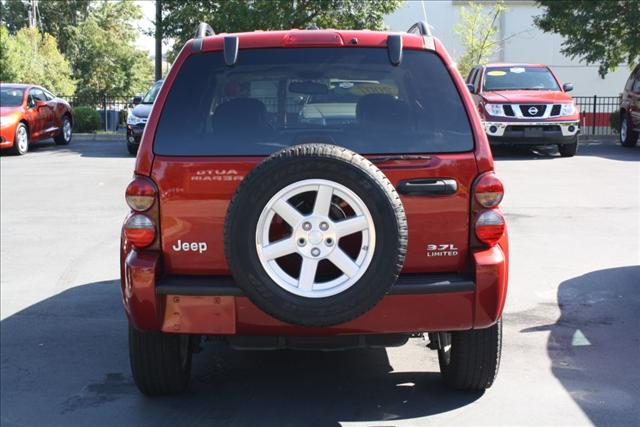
426;244;458;257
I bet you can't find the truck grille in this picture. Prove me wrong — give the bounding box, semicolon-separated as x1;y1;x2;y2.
519;104;546;117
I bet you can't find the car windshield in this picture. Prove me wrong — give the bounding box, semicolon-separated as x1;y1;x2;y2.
142;82;162;104
1;87;25;107
154;48;473;156
483;66;560;91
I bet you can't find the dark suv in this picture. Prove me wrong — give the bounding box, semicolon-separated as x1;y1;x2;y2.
126;80;163;155
619;64;640;147
120;22;509;396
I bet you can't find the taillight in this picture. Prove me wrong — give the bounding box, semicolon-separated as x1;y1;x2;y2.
475;172;504;208
472;172;506;248
124;214;156;248
475;210;505;246
125;177;156;211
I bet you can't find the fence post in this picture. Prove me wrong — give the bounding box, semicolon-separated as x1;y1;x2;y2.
591;95;597;136
103;95;108;132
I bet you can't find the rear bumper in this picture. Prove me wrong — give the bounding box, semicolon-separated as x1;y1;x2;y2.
484;120;579;145
122;244;508;335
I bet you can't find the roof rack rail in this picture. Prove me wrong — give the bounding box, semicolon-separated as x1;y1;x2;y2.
407;21;432;37
194;22;215;39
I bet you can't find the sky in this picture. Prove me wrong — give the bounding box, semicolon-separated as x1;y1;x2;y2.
134;0;160;56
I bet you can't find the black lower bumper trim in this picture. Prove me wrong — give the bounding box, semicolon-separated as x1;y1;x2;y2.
156;274;475;297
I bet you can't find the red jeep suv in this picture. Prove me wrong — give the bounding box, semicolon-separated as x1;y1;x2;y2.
467;63;580;157
120;22;509;396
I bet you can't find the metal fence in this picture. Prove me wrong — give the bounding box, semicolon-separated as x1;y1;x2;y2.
60;95;134;132
574;95;621;136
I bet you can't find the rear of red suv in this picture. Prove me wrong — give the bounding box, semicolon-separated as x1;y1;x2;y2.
120;23;509;396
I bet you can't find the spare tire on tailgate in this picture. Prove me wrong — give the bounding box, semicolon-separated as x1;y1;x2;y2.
224;144;407;327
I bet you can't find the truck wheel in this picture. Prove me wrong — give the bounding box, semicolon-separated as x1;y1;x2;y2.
437;318;502;390
128;323;192;396
224;143;407;327
54;115;72;145
620;113;639;147
558;138;578;157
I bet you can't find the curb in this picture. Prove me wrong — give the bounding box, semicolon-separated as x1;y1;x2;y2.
74;132;125;141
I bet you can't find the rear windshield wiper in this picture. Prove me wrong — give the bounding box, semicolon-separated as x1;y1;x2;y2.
370;154;432;164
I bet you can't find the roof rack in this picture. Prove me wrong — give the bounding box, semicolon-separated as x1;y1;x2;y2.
194;22;215;39
407;21;432;37
192;22;215;53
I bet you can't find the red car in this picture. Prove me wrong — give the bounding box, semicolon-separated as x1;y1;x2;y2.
121;22;509;395
0;83;73;155
619;64;640;147
466;63;580;157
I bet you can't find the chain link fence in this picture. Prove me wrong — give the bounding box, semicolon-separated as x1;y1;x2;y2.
574;95;621;136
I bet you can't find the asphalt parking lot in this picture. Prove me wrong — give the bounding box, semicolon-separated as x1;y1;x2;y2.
1;136;639;426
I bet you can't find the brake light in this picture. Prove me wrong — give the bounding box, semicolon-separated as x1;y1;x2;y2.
475;210;505;246
125;177;156;211
124;214;156;248
474;172;504;208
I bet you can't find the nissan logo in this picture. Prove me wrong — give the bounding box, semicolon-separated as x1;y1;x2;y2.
528;106;539;115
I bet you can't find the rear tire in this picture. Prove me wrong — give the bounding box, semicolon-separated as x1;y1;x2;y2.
558;138;578;157
437;318;502;390
10;123;29;155
54;115;72;145
620;112;639;147
128;323;192;396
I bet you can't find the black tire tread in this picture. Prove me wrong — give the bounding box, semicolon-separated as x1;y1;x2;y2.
439;318;502;390
620;112;639;147
128;324;191;396
224;143;407;327
54;115;71;145
558;138;578;157
10;123;28;155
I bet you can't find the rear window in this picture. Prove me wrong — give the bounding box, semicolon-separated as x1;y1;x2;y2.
154;48;473;156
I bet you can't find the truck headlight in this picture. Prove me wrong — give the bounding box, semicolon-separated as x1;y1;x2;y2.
560;103;576;116
484;103;505;117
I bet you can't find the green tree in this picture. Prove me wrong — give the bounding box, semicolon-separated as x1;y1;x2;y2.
535;0;639;77
161;0;403;59
66;0;153;102
0;25;76;95
454;1;505;78
0;0;91;54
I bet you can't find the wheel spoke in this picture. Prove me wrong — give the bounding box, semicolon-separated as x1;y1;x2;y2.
298;258;318;291
261;237;297;260
334;215;368;238
272;199;304;227
313;185;333;216
328;249;359;278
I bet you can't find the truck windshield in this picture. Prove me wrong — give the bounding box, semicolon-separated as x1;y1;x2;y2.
154;48;473;156
483;66;560;91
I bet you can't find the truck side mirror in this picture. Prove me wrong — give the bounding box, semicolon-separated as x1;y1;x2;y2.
563;83;574;92
466;83;476;94
132;96;142;106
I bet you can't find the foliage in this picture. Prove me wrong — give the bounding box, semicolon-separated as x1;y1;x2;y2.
454;1;505;78
0;25;76;95
0;0;92;54
72;106;101;133
535;1;640;77
66;0;153;102
609;110;620;133
161;0;403;59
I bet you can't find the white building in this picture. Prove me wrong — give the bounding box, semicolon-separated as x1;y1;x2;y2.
385;1;631;97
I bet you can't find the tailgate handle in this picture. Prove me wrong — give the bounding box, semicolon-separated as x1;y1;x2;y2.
397;178;457;196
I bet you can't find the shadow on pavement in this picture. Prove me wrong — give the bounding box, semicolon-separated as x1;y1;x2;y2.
521;266;640;426
575;140;640;162
492;138;640;162
1;280;481;426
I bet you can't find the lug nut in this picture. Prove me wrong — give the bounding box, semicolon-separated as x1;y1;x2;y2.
311;248;321;257
302;222;312;231
325;238;334;246
319;222;329;231
298;238;306;246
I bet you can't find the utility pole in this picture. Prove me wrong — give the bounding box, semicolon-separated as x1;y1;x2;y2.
27;0;39;29
155;0;162;81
